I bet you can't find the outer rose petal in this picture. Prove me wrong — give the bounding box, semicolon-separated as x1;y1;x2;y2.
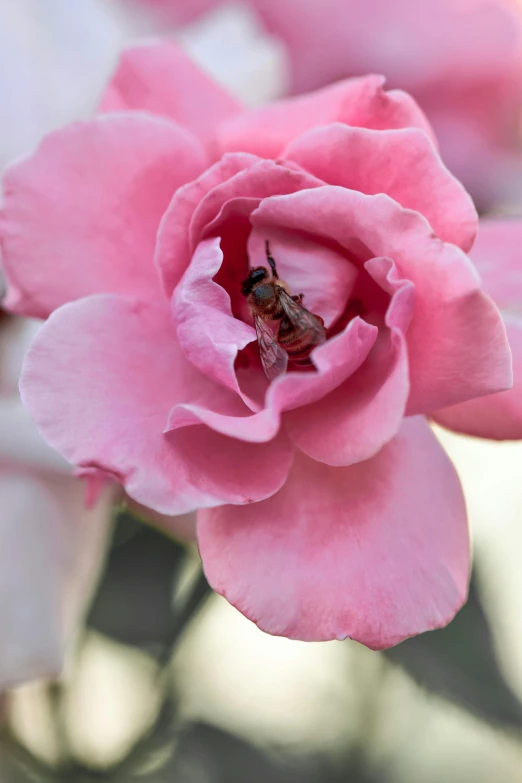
198;417;469;647
217;74;436;159
0;113;206;319
432;317;522;439
432;219;522;439
20;295;294;515
283;125;477;252
251;187;512;413
99;40;241;154
0;472;113;688
466;219;522;314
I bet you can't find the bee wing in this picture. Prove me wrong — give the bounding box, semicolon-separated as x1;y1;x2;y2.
278;289;327;343
254;314;288;381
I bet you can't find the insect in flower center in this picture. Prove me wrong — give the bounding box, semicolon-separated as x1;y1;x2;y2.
242;241;326;380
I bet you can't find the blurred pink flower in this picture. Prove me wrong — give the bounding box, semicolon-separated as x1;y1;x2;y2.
134;0;522;208
0;42;515;648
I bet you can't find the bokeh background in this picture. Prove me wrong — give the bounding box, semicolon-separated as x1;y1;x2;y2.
1;2;522;781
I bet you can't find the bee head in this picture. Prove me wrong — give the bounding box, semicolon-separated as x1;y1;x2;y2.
241;266;269;296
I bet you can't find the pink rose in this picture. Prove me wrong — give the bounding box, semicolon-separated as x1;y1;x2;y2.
0;42;514;648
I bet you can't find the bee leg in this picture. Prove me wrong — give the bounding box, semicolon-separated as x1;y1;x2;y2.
291;293;304;304
265;240;279;278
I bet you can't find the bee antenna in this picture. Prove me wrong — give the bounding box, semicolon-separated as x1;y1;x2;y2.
265;240;278;277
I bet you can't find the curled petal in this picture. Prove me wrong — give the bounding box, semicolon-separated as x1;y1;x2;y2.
283;125;477;251
188;160;320;251
173;237;257;403
156;151;259;296
167;316;378;442
156;154;320;297
1;113;206;318
99;40;241;155
251;187;512;413
20;295;294;515
198;417;469;647
285;257;413;466
217;74;436;158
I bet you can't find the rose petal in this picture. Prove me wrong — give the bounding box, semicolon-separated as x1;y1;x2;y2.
198;416;469;647
432;316;522;440
431;218;522;439
156;154;320;297
0;472;113;688
468;218;522;315
251;187;512;413
156;152;261;296
166;315;377;441
173;236;257;403
217;74;436;159
0;113;206;318
20;294;294;514
283;125;477;252
99;40;241;155
430;218;522;439
285;257;413;465
188;160;321;252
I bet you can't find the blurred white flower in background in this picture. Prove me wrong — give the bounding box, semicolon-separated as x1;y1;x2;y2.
0;0;287;175
0;0;134;170
0;316;115;690
0;0;137;689
173;2;289;105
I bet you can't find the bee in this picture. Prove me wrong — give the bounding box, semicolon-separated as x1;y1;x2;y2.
242;241;326;381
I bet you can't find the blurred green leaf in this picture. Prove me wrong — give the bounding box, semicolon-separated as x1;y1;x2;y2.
0;732;55;783
163;722;338;783
87;513;197;657
383;570;522;728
